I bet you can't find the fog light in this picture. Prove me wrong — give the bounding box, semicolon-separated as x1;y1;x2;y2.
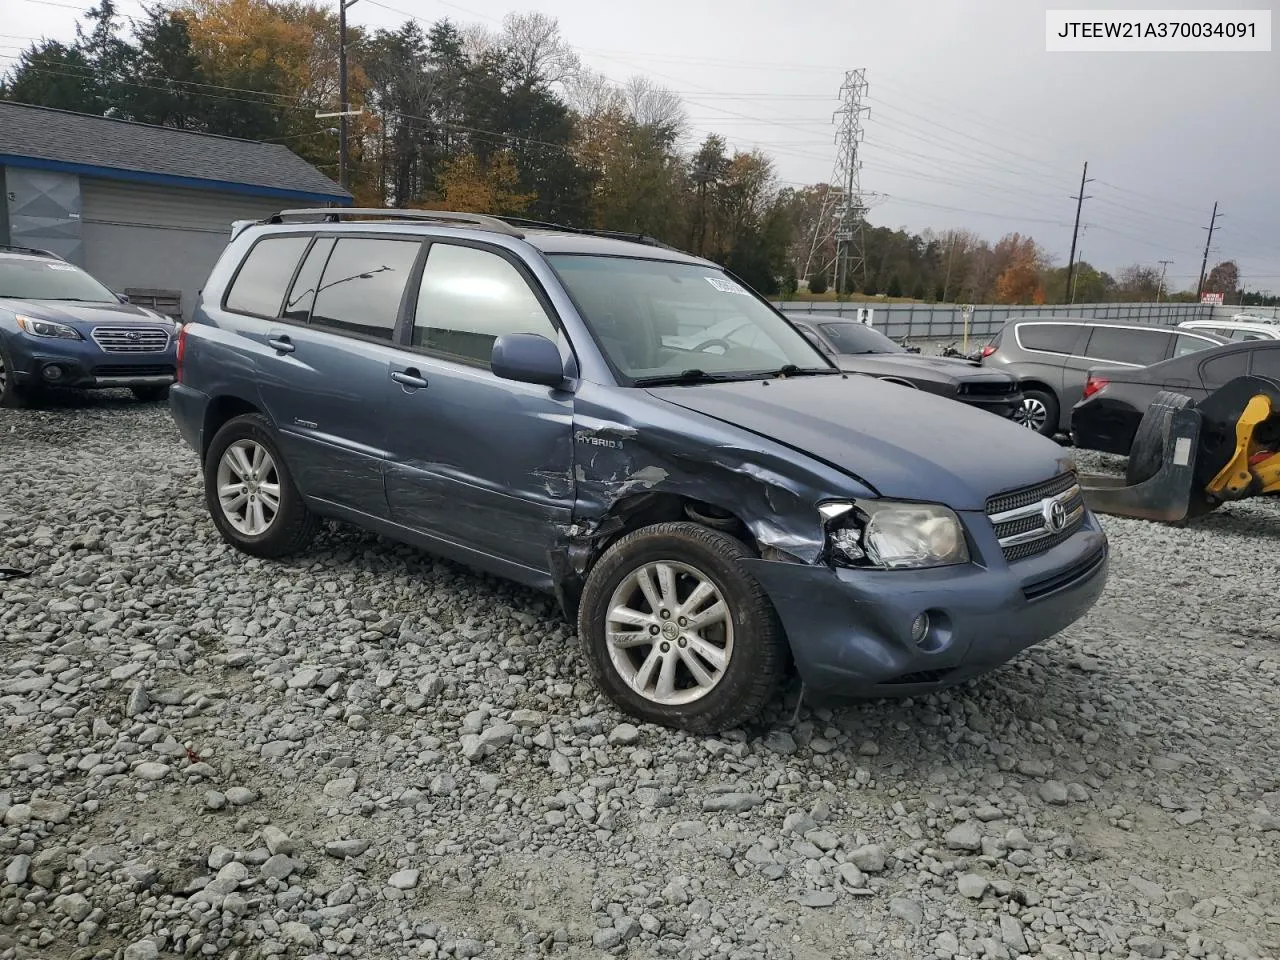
42;365;64;381
910;612;930;645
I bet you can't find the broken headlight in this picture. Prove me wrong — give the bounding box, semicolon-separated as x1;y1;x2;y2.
820;500;969;570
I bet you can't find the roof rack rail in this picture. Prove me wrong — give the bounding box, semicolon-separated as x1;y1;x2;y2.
261;207;525;237
495;216;684;253
0;243;62;260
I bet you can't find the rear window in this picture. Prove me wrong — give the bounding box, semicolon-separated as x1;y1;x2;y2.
225;235;311;317
1085;326;1170;366
1017;323;1079;354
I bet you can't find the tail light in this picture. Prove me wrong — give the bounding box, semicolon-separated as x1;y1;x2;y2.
175;324;188;383
1082;374;1108;399
980;344;996;358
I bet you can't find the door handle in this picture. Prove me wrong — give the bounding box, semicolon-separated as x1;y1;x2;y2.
391;369;428;389
267;335;295;354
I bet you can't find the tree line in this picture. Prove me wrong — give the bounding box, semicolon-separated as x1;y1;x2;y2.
2;0;1259;304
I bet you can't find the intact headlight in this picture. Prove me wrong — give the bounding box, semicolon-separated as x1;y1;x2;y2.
821;500;969;570
16;315;83;340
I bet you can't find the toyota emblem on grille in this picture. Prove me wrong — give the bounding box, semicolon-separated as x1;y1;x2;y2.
1043;498;1068;534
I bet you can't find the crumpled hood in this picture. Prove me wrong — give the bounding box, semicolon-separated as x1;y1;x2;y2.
1;298;173;328
838;353;1009;381
648;375;1071;511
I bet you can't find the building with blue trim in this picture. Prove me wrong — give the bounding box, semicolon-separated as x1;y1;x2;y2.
0;101;352;318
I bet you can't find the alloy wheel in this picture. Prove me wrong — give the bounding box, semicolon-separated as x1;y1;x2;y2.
1014;396;1048;432
604;560;734;705
215;439;281;536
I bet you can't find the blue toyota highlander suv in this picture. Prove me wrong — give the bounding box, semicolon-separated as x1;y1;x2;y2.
0;245;178;406
170;208;1109;733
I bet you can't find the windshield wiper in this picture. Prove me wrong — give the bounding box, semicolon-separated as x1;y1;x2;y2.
634;369;754;386
771;364;841;377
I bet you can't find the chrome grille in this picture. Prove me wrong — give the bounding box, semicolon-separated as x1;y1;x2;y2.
90;326;171;354
987;472;1086;562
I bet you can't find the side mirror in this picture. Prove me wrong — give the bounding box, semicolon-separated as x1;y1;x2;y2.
491;333;567;388
116;293;130;304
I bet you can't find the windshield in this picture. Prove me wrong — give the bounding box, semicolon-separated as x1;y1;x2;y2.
0;257;117;302
819;322;905;355
547;255;832;382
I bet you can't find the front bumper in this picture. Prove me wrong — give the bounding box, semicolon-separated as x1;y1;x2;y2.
743;514;1108;697
8;335;176;390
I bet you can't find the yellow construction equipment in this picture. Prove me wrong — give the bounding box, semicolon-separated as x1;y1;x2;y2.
1078;375;1280;523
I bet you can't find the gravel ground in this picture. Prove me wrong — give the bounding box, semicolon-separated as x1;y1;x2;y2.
2;395;1279;960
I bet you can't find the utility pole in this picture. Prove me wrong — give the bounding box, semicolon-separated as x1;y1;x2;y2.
1062;161;1093;305
1070;248;1082;304
316;0;363;193
1156;259;1173;302
1196;201;1220;298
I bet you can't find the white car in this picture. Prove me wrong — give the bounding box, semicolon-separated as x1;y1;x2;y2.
1177;318;1280;342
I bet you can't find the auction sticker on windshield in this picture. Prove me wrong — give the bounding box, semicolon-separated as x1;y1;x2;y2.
705;277;751;295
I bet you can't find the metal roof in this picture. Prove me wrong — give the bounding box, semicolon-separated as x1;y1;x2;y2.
0;101;351;204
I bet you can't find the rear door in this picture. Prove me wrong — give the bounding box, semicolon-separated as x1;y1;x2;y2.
381;239;575;578
252;233;423;515
1010;321;1086;425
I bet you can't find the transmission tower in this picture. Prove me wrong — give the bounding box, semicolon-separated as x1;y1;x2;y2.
802;70;870;292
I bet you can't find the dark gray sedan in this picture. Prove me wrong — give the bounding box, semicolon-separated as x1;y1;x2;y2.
790;318;1022;418
1071;340;1280;454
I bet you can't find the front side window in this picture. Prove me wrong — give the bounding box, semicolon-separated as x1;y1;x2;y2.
310;237;421;341
1085;326;1171;366
1173;334;1219;357
0;256;117;303
819;322;905;355
412;243;557;366
548;256;830;382
225;235;311;317
1251;346;1280;379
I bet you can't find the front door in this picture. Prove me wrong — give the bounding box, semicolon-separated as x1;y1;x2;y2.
382;240;575;577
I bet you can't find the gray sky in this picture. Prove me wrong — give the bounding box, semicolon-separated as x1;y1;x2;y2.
5;0;1278;290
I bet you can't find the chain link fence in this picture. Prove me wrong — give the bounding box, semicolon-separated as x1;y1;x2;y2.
771;300;1224;343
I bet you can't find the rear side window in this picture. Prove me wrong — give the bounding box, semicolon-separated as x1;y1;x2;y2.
225;235;311;317
1200;350;1249;384
412;243;557;366
282;238;335;323
310;237;421;341
1017;323;1079;354
1251;346;1280;379
1085;326;1170;366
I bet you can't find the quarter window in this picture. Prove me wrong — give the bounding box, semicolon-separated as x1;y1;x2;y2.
412;243;557;366
225;235;311;317
1017;323;1079;354
310;237;421;341
1085;326;1170;366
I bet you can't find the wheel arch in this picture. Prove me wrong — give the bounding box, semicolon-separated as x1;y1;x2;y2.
202;394;267;462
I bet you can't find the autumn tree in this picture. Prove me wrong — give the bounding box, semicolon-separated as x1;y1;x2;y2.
436;150;534;214
1204;260;1240;297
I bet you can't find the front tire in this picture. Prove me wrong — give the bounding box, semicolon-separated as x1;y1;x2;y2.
577;521;787;734
0;344;36;409
1015;388;1059;437
204;413;318;558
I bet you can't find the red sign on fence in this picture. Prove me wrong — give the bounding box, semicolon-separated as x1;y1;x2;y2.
1201;292;1224;305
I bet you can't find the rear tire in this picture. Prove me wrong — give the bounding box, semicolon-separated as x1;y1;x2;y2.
577;521;787;734
1125;391;1193;485
204;413;318;558
1015;388;1059;437
131;384;171;402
